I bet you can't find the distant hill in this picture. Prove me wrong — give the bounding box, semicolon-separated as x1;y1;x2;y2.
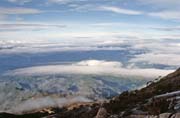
0;68;180;118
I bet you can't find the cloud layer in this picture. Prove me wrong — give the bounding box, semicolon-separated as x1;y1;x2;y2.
130;53;180;66
5;60;174;78
0;32;179;70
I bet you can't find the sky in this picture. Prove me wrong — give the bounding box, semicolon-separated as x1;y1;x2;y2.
0;0;180;41
0;0;180;74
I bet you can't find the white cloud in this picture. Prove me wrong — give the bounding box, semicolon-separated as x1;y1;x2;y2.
48;0;71;4
149;11;180;20
0;31;139;54
46;0;89;5
99;6;143;15
0;38;125;54
132;38;180;54
130;53;180;67
0;14;7;20
5;60;174;78
130;39;180;68
47;0;88;4
151;26;180;31
0;22;66;31
0;30;179;54
75;60;122;68
136;0;180;20
0;7;42;15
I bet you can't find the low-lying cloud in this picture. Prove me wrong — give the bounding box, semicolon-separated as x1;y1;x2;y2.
5;60;174;78
75;60;123;68
130;53;180;67
148;11;180;20
10;96;91;113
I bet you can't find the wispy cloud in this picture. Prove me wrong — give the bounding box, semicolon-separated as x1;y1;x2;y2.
7;0;32;4
47;0;88;4
137;0;180;9
136;0;180;20
0;7;42;21
47;0;71;4
151;26;180;31
0;7;42;15
98;6;143;15
148;11;180;20
0;14;7;20
0;22;66;31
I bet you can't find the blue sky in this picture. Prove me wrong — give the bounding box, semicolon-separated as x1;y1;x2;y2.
0;0;180;32
1;0;180;25
0;0;180;48
0;0;180;71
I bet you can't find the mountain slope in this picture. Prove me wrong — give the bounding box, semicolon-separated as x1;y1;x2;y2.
0;68;180;118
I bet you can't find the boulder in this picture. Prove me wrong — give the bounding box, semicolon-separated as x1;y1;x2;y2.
96;107;108;118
